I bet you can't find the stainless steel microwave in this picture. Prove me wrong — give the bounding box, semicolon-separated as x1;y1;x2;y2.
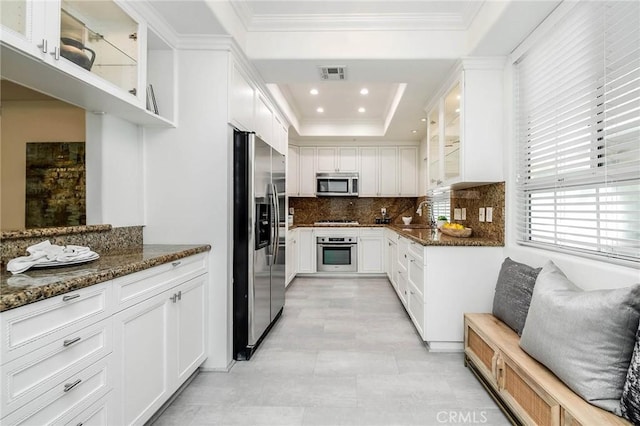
316;172;359;197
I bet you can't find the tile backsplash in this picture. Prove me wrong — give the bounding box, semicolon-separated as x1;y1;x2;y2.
289;181;504;243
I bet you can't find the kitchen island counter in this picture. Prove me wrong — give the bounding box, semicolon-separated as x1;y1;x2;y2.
289;224;503;247
0;244;211;312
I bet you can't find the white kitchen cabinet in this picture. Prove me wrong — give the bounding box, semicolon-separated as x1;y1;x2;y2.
273;115;288;155
426;59;504;190
255;93;274;146
385;236;398;286
358;147;379;197
298;147;317;197
316;147;358;173
297;228;316;273
287;146;300;196
229;61;255;132
0;0;174;127
112;272;207;426
358;146;418;197
286;228;298;285
357;228;384;273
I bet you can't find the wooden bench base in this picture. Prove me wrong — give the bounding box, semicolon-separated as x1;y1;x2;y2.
464;313;631;426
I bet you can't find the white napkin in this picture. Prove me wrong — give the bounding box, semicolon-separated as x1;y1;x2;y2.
7;241;96;274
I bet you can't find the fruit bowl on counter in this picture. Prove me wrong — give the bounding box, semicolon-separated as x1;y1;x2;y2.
438;223;472;238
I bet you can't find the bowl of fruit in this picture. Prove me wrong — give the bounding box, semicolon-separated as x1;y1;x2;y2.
439;222;472;238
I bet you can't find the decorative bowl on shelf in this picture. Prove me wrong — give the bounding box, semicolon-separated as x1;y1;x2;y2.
402;216;412;225
439;226;472;238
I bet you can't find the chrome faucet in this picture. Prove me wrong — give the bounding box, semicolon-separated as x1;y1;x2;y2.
415;200;429;216
416;200;436;228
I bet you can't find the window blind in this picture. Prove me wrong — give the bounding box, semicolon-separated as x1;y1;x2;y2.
516;1;640;264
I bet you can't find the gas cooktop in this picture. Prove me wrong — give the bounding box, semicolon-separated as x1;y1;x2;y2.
314;219;360;225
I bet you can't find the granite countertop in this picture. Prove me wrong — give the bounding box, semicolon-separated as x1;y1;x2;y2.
289;224;503;247
0;244;211;312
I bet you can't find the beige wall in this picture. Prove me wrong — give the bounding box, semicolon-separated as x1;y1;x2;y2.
1;100;85;230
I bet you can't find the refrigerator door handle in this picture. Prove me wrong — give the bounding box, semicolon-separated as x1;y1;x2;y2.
273;184;280;262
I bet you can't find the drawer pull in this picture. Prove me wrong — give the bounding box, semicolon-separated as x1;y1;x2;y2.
177;290;182;301
172;261;181;267
170;294;177;303
62;294;80;302
63;337;81;347
63;379;82;392
77;423;83;426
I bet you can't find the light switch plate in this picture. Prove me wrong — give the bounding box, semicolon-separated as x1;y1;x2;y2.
486;207;493;223
454;208;462;220
289;207;294;215
461;208;467;220
479;207;486;222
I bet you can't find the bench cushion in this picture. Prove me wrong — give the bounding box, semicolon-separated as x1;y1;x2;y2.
520;260;640;414
491;257;541;335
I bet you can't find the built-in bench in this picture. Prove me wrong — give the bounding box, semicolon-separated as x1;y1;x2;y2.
464;313;632;426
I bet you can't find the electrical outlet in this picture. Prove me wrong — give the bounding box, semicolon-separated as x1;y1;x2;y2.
479;207;486;222
486;207;493;223
461;208;467;220
381;207;387;216
289;207;294;215
454;208;462;220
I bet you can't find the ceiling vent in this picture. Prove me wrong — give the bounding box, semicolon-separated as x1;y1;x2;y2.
319;66;346;81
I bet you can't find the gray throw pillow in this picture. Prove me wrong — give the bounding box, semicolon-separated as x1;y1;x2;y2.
519;260;640;414
492;257;541;335
621;326;640;424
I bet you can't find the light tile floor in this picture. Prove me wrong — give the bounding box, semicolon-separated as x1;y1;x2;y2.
152;277;510;426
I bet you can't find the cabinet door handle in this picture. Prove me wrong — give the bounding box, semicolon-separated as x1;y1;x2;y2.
177;291;182;301
50;46;60;60
62;294;80;302
63;379;82;392
63;337;81;347
169;294;177;303
38;39;48;53
172;261;181;267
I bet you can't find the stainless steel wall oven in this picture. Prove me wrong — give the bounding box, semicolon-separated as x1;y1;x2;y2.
316;236;357;272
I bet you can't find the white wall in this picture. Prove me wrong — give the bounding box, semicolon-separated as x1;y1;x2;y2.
143;48;233;370
86;113;144;227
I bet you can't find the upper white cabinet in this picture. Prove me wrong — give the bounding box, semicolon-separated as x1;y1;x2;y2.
287;146;300;196
0;0;175;126
272;114;288;156
298;147;317;197
426;59;504;190
360;146;418;197
255;93;274;145
229;61;255;132
316;147;358;173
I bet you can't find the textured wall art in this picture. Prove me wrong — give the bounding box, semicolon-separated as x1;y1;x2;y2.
25;142;86;228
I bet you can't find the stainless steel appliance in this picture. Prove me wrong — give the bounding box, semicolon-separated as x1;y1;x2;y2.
233;130;286;360
316;172;359;197
316;236;358;272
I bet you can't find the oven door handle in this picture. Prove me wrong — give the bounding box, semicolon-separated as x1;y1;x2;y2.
317;244;355;248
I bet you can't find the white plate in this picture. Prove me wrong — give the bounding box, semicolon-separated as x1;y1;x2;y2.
31;253;100;268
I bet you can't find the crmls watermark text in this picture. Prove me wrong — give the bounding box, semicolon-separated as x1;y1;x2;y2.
436;410;488;424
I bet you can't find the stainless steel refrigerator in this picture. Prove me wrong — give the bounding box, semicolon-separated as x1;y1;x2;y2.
233;130;286;360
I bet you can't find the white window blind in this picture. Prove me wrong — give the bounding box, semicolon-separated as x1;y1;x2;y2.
428;191;451;221
516;1;640;264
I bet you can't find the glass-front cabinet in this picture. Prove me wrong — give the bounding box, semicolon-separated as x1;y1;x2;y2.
60;0;138;96
427;107;441;187
0;0;174;126
425;59;504;190
443;83;460;181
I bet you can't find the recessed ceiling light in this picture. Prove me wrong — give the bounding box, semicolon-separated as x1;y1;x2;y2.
420;118;427;122
411;130;417;134
316;107;324;113
358;107;366;113
360;88;369;95
310;88;319;95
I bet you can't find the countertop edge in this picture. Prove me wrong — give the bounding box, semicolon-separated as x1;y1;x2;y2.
288;224;504;247
0;244;211;312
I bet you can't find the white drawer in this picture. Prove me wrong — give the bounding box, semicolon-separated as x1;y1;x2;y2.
1;319;112;417
407;253;424;298
407;241;424;263
358;228;383;236
0;283;112;364
62;391;113;426
1;356;112;426
113;253;207;311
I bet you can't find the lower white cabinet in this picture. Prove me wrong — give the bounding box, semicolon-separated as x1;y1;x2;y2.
297;229;316;273
286;229;298;285
385;230;503;351
358;229;384;273
0;253;209;426
112;273;207;426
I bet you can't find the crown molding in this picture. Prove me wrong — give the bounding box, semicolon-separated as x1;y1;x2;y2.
125;1;180;48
